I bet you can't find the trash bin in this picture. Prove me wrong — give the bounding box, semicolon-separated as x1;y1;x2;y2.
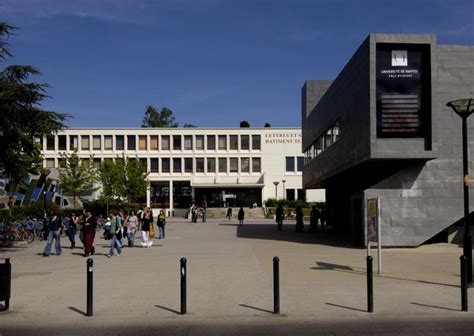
0;258;11;311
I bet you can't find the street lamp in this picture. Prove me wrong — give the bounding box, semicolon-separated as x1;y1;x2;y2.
43;190;47;217
447;98;474;286
273;181;279;199
282;180;286;200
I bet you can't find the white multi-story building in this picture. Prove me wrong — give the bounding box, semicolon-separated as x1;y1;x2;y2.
41;127;324;215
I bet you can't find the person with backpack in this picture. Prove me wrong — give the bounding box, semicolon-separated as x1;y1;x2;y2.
157;210;166;239
107;209;122;258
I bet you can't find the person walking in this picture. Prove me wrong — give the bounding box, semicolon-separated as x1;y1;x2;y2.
157;210;166;239
309;206;320;233
226;207;233;221
66;212;78;249
141;208;153;247
238;207;245;226
275;204;284;231
82;209;97;257
126;210;138;247
42;211;63;257
295;207;304;232
107;210;122;258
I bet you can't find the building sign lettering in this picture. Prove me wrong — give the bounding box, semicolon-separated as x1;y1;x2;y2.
264;133;301;144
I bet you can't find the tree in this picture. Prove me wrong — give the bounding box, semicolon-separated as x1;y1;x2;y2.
97;158;124;213
240;120;250;127
58;151;98;209
0;22;69;214
124;158;149;204
183;123;197;128
141;105;178;127
264;122;271;127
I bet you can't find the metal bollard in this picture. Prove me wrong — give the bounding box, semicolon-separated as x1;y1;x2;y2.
0;258;11;311
180;257;187;315
273;256;280;314
461;255;468;312
86;258;93;317
367;256;373;313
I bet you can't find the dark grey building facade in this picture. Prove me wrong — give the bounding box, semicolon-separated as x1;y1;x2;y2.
302;34;474;246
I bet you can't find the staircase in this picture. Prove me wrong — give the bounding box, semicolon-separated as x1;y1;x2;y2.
205;207;266;220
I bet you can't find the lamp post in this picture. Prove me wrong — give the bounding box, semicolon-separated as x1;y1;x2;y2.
282;180;286;200
43;190;47;217
447;98;474;286
273;181;279;200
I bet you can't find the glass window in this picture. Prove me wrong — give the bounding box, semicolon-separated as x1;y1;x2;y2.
286;157;295;172
69;136;78;150
218;135;227;150
207;135;216;150
45;158;55;168
161;135;170;150
325;128;333;147
127;135;136;150
173;158;182;173
104;136;113;150
150;136;158;150
139;136;147;150
162;158;170;173
173;135;182;150
240;135;249;150
116;135;124;150
252;158;261;173
229;158;238;173
297;157;305;172
196;158;204;173
229;135;238;150
218;158;227;173
297;189;306;201
184;158;193;173
46;136;55;150
252;135;261;150
150;158;159;173
195;135;204;150
333;121;340;142
81;136;90;150
241;158;250;173
184;135;193;150
207;158;216;173
58;135;66;150
93;136;101;150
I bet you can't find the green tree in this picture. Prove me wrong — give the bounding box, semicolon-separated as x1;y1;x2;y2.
141;105;178;127
58;151;98;209
183;123;197;128
124;158;149;204
97;158;123;213
240;120;250;127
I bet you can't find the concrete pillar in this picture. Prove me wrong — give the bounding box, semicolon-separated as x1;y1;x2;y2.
169;180;174;217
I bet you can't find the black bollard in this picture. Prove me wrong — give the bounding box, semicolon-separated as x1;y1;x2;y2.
461;255;468;312
273;256;280;314
86;258;93;317
0;258;11;311
367;256;373;313
180;257;187;315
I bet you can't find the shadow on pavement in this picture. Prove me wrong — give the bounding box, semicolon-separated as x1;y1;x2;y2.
410;302;460;312
239;304;273;314
67;306;87;316
325;302;366;313
155;305;181;315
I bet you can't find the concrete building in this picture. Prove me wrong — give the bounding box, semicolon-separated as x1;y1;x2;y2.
302;34;474;246
39;127;324;216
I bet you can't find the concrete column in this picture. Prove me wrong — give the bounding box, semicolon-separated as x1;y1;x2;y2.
169;180;174;217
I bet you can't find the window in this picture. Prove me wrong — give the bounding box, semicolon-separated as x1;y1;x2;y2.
286;157;295;172
81;136;90;150
45;158;55;168
252;158;261;173
196;158;204;173
150;158;159;173
252;135;261;150
173;158;182;173
127;135;136;150
93;136;101;150
162;158;170;173
195;135;204;150
104;136;113;150
305;119;341;160
116;135;124;150
218;158;227;173
286;189;295;200
325;128;333;147
297;189;306;201
207;158;216;173
70;136;78;150
173;135;181;150
46;136;55;150
218;135;227;150
161;135;170;150
240;135;249;150
184;158;193;173
241;158;250;173
139;135;147;150
207;135;216;150
229;135;238;150
184;135;193;150
58;135;66;150
229;158;238;173
150;136;158;150
297;157;305;172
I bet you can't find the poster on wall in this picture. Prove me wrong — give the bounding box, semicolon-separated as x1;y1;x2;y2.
376;43;431;138
367;198;378;242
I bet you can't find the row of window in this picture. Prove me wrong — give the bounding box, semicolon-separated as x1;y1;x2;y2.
286;156;305;172
46;157;262;174
45;134;262;152
304;120;340;163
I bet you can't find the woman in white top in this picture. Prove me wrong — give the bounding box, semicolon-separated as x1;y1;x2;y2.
126;210;138;247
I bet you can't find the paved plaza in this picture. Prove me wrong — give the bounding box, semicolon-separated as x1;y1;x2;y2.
0;218;473;335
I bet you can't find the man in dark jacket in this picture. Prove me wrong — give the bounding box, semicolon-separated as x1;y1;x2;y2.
42;212;63;256
276;205;284;231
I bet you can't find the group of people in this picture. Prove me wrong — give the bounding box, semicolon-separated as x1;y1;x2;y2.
226;207;245;226
41;207;167;258
275;205;326;232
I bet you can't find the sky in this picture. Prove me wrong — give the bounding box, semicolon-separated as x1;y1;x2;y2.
1;0;473;128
